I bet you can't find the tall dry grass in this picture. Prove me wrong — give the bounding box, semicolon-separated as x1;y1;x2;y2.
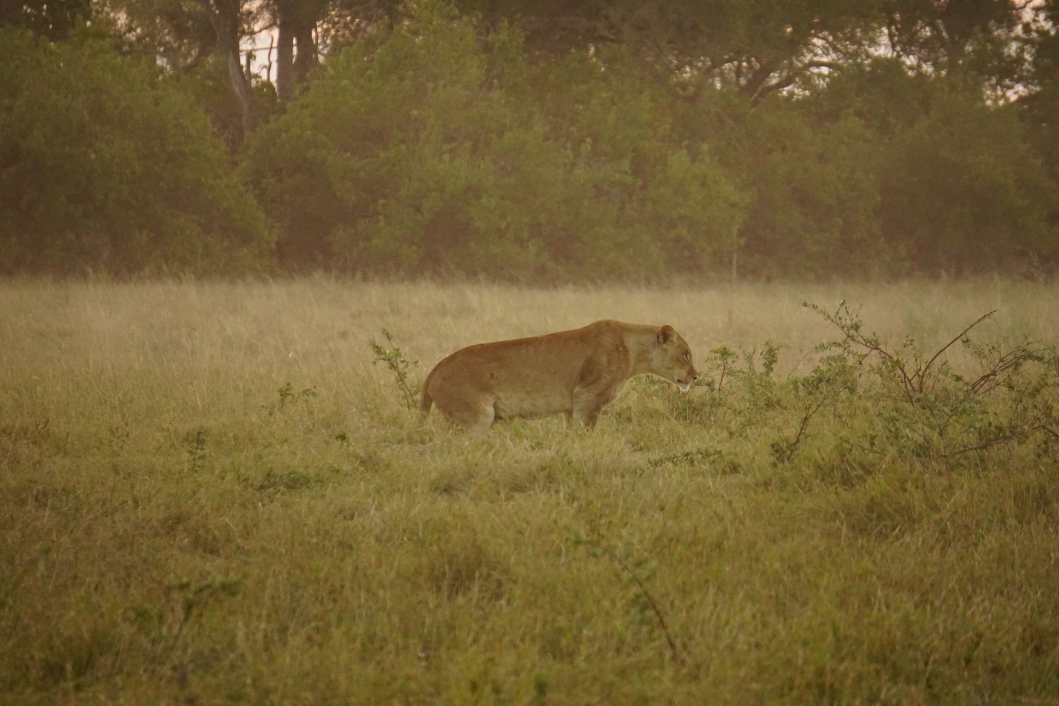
2;277;1058;704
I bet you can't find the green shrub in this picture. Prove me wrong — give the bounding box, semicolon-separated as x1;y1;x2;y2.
242;3;747;278
0;29;273;276
880;90;1058;275
808;61;1059;277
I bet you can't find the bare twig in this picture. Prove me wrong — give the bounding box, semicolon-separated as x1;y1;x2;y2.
600;546;685;667
793;398;825;457
940;429;1034;459
918;310;997;393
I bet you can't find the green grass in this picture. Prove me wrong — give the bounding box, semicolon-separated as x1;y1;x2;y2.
2;278;1058;705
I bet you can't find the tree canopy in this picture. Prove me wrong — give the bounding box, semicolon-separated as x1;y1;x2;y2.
0;28;272;275
1;0;1056;279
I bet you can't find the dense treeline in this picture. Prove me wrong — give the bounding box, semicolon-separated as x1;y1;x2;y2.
0;31;271;275
1;0;1057;279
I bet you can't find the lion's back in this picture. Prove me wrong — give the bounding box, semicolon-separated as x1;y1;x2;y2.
423;321;629;418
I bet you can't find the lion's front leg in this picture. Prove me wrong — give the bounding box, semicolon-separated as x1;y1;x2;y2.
571;380;620;428
572;350;629;428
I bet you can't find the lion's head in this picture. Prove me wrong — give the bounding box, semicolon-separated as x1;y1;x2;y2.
650;324;697;391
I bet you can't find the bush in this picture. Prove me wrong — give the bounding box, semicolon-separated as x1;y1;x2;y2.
242;3;748;278
808;61;1059;277
880;90;1058;275
0;28;273;276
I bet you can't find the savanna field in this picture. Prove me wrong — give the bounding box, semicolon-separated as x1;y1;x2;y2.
2;278;1059;705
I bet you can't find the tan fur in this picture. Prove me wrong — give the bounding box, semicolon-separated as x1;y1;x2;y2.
420;320;697;431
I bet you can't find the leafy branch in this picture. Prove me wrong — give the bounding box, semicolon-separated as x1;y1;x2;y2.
803;300;999;408
369;328;420;410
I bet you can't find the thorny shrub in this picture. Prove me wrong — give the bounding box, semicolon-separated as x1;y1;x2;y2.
679;302;1059;468
802;300;1059;462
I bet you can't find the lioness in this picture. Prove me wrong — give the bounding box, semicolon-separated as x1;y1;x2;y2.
420;320;697;431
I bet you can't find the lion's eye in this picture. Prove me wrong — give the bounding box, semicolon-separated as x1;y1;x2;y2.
683;352;690;361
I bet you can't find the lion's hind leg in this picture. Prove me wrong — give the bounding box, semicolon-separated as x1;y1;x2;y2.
434;389;496;432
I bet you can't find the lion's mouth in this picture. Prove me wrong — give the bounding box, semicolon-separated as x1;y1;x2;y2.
674;376;693;392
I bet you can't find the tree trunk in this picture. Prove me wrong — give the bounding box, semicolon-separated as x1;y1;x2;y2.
293;21;318;84
225;44;256;136
274;0;316;100
200;0;256;136
276;17;295;101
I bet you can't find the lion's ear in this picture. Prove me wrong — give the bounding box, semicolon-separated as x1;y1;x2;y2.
657;325;676;345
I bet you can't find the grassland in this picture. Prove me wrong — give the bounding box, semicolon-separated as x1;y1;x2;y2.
2;277;1058;705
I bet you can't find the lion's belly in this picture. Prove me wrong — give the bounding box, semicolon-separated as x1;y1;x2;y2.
493;388;572;419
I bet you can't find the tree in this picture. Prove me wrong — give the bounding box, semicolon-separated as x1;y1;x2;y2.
1019;1;1059;193
0;0;91;40
880;88;1057;274
806;56;1058;276
705;98;885;278
193;0;257;134
103;0;263;139
0;29;272;275
456;0;886;104
242;4;747;277
271;0;327;100
880;0;1027;74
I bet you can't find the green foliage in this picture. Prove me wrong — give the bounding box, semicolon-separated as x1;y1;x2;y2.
0;29;272;276
802;299;1059;461
880;90;1058;274
4;0;1059;279
267;381;320;415
528;46;748;276
692;341;788;439
180;57;282;151
807;62;1059;276
369;328;420;409
687;299;1059;469
719;102;889;278
1021;6;1059;199
242;3;748;277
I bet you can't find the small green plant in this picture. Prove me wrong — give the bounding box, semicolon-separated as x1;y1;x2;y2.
703;346;738;392
573;535;685;668
164;576;241;662
694;342;785;435
771;354;859;465
277;382;318;408
246;469;322;498
184;427;208;472
265;382;319;416
278;382;295;407
369;328;420;410
755;341;782;377
701;343;781;393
